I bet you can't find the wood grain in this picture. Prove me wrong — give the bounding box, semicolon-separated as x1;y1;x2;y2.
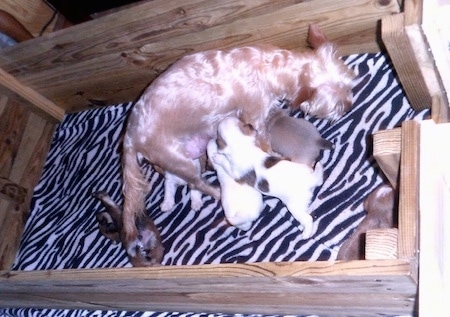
0;260;417;315
0;67;64;122
0;177;27;204
0;96;56;270
373;128;401;189
0;0;400;113
381;13;431;111
365;228;398;260
397;120;420;282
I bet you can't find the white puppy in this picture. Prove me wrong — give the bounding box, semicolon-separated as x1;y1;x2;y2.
207;139;264;231
212;117;324;238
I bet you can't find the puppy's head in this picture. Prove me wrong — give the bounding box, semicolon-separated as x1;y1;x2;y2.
217;117;257;151
293;24;356;121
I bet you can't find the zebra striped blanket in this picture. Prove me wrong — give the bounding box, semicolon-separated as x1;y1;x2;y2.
5;52;428;316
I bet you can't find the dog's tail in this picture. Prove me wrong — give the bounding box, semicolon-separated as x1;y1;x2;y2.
122;144;149;241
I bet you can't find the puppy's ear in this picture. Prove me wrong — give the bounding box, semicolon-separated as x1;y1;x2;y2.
239;121;256;136
307;24;328;49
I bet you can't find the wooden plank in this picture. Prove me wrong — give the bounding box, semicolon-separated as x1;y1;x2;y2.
0;260;417;315
373;127;401;189
397;120;420;277
0;117;55;270
381;13;431;111
0;98;55;270
0;97;29;177
0;67;64;122
418;120;450;315
0;0;400;113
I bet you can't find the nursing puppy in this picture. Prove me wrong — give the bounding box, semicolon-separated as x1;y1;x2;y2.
266;108;333;167
122;24;354;265
211;117;323;238
92;191;164;266
207;139;264;231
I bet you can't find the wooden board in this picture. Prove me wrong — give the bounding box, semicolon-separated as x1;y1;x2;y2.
0;260;417;316
0;97;56;270
0;0;400;114
418;120;450;315
397;120;420;280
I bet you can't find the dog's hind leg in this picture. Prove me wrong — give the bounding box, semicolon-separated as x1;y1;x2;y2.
155;150;221;201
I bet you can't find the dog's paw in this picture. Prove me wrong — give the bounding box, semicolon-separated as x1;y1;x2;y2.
300;215;314;239
190;189;203;211
95;211;121;243
160;197;175;212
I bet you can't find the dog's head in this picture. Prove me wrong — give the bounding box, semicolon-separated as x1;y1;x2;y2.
292;24;356;121
216;116;257;153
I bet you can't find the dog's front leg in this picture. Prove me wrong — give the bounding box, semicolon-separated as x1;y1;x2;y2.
284;198;314;239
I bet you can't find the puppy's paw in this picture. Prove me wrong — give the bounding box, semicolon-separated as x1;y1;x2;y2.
190;189;203;211
160;197;175;212
300;215;314;239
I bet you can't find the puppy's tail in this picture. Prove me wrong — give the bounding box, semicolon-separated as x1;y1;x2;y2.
122;145;149;241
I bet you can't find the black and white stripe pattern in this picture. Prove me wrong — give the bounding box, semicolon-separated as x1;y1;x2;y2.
4;52;428;316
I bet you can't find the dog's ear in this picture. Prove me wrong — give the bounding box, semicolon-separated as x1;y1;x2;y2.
291;86;316;109
307;24;328;49
239;121;256;136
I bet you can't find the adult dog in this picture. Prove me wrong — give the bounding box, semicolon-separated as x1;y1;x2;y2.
121;24;355;265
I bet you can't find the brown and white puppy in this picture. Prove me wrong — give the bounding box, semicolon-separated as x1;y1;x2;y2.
266;108;333;167
211;117;323;239
122;24;355;265
92;191;164;266
337;184;395;260
207;138;264;231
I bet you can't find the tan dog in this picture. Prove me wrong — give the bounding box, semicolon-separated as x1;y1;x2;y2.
121;24;355;265
266;108;333;167
211;117;323;238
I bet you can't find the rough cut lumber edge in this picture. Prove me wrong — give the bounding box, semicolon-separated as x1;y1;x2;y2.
373;128;401;189
381;13;430;111
0;260;417;315
397;120;420;282
0;67;64;122
418;120;450;316
365;228;398;260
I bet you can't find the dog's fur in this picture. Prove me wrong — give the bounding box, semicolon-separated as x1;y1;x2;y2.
266;108;333;167
92;191;164;266
211;117;323;238
337;184;395;260
121;24;355;265
207;139;264;231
